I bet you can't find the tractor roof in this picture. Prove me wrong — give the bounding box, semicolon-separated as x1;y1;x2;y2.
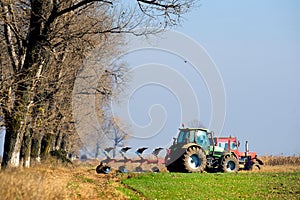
179;127;209;132
215;136;237;140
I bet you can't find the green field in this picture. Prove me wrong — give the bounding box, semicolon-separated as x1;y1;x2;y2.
120;172;300;200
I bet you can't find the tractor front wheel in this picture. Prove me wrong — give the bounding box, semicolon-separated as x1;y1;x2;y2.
221;156;239;172
183;147;207;173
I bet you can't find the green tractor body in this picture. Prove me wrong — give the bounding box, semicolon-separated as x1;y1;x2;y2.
165;127;241;173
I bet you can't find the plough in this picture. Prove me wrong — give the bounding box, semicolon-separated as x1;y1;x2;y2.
96;146;165;174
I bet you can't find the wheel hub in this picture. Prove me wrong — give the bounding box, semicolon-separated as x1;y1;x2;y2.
226;161;236;171
188;154;201;169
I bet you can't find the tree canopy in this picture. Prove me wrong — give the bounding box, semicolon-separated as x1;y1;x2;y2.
0;0;197;167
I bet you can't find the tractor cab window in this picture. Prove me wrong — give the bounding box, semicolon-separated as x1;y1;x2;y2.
196;130;210;151
177;130;197;143
189;131;195;143
177;130;194;143
218;142;237;150
177;131;186;143
218;142;228;150
231;142;237;150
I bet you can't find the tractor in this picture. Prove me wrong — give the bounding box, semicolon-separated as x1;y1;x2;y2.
213;136;264;171
165;127;212;173
165;127;263;173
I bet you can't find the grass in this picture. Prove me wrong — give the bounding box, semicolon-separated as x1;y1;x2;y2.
0;156;300;199
0;167;68;199
117;186;141;200
121;172;300;200
0;162;127;200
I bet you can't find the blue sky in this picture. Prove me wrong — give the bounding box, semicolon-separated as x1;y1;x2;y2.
0;127;5;159
111;0;300;156
1;1;299;159
176;0;300;155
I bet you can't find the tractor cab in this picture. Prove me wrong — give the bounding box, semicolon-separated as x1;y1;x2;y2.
214;136;241;156
175;128;213;153
214;136;258;160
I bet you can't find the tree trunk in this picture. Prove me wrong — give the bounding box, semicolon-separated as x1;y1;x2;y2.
55;130;63;151
2;113;21;168
40;133;54;159
60;134;67;151
10;133;22;167
95;141;100;158
20;127;32;167
2;94;38;168
2;0;48;168
113;146;116;158
31;134;43;165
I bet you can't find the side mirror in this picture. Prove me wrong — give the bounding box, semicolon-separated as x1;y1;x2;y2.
173;137;176;144
237;141;240;147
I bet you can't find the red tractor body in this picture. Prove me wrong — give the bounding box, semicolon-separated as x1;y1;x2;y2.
214;136;263;170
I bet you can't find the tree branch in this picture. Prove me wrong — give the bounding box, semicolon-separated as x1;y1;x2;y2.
51;0;112;22
1;3;19;72
44;0;112;36
137;0;178;9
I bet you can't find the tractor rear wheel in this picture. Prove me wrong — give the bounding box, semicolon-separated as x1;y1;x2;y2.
250;163;262;171
221;156;239;172
183;147;207;173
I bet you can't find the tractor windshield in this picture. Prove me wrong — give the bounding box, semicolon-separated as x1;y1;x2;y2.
177;129;211;151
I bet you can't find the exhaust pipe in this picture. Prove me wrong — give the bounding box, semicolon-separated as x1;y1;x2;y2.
245;141;249;156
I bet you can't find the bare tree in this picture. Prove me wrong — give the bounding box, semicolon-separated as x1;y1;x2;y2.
101;117;129;158
0;0;197;168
